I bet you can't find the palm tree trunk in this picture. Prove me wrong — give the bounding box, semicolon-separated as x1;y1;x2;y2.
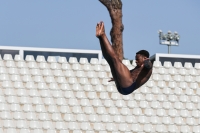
99;0;124;61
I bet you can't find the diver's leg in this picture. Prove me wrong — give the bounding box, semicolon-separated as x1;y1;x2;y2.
96;22;133;88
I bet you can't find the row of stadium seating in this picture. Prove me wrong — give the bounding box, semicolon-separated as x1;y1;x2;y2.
0;124;199;133
1;54;200;69
0;103;200;116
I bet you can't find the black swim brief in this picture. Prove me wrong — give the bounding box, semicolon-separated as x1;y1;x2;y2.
119;82;137;95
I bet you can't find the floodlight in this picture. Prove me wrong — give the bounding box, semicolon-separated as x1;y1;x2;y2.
158;30;180;54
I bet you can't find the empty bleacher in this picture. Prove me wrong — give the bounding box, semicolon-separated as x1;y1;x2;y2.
0;54;200;133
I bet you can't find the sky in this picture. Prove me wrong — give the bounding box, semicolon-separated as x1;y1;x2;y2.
0;1;200;60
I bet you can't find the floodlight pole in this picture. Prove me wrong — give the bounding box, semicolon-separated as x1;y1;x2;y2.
168;42;171;54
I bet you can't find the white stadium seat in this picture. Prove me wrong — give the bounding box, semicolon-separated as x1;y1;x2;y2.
179;82;189;89
0;61;4;67
14;55;23;61
101;59;108;65
158;67;168;75
131;124;143;132
189;68;198;75
174;62;183;68
162;116;173;125
79;57;89;64
58;57;67;64
94;64;104;72
122;59;131;66
113;115;125;123
90;58;99;65
20;129;31;133
60;106;71;114
167;125;180;133
36;55;46;62
5;128;18;133
184;62;193;69
25;55;35;62
50;63;61;70
47;56;57;63
163;61;172;68
180;125;191;133
62;63;71;70
153;61;162;68
194;63;200;69
168;67;177;75
156;124;167;133
17;61;27;68
28;62;38;69
6;61;16;67
4;54;13;61
69;57;78;64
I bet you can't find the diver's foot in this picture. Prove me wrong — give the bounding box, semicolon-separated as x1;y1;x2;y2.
96;21;105;38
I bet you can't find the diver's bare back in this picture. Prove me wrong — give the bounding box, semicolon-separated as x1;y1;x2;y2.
130;65;152;88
